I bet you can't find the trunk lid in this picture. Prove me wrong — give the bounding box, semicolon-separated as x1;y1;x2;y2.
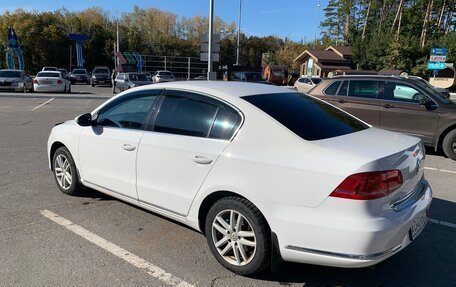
313;127;425;203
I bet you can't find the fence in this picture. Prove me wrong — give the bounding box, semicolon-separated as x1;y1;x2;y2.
141;55;208;80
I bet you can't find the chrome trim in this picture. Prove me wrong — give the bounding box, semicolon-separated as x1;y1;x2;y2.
138;199;186;217
391;178;429;212
84;180;137;201
285;244;402;260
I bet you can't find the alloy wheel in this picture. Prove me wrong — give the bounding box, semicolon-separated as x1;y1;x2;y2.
54;154;72;190
211;209;257;266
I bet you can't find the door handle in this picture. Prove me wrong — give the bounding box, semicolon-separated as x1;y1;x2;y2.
383;103;393;108
338;99;346;103
121;144;136;151
191;155;213;165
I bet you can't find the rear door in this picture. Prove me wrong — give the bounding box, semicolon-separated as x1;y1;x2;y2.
136;90;242;216
378;81;439;144
319;79;381;126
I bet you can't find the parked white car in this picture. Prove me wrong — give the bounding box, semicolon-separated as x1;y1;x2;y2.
47;82;431;275
34;71;71;93
152;70;175;83
294;76;322;93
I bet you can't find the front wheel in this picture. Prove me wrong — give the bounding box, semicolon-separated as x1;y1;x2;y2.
53;146;83;195
205;197;271;275
442;129;456;160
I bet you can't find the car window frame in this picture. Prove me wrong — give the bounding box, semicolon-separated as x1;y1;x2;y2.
92;89;163;131
146;89;244;141
322;80;342;96
378;80;439;107
346;79;379;99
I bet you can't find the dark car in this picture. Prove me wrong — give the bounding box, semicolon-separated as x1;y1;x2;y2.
231;71;272;84
70;68;89;85
308;75;456;160
91;67;111;87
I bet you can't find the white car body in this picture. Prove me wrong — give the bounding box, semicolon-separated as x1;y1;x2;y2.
294;76;322;93
34;71;71;93
47;81;431;269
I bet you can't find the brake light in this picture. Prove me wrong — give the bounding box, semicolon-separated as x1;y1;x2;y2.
33;79;38;84
57;80;62;84
330;170;403;200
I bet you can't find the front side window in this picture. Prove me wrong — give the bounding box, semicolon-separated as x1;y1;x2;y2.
383;82;426;103
242;93;368;141
348;80;378;98
153;95;218;137
96;94;159;130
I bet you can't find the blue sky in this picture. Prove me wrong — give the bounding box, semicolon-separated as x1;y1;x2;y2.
0;0;329;42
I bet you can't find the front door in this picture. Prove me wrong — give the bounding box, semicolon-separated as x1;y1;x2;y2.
136;90;242;216
378;81;439;144
78;91;160;200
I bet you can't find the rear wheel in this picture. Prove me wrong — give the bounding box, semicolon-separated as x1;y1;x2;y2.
205;197;271;275
442;129;456;160
52;147;83;195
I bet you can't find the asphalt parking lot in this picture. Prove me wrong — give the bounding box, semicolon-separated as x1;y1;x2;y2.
0;88;455;287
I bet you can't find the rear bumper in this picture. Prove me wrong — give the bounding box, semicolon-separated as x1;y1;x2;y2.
266;180;432;268
34;84;65;92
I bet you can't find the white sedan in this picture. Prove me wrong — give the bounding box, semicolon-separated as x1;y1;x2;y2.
47;81;432;275
34;71;71;93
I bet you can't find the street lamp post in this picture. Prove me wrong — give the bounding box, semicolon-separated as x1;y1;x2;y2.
314;0;321;48
207;0;214;79
236;0;242;65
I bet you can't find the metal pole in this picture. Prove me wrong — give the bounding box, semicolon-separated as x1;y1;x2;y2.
116;22;120;67
164;56;167;70
314;0;321;48
114;41;117;71
188;57;191;80
69;44;72;71
236;0;242;65
207;0;214;79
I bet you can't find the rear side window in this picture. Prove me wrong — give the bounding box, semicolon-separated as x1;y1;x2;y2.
242;93;368;141
154;96;218;137
337;81;349;96
348;80;378;98
209;107;242;140
324;81;341;95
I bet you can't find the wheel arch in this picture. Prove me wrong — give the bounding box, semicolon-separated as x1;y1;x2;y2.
197;190;271;236
49;141;66;171
436;124;456;151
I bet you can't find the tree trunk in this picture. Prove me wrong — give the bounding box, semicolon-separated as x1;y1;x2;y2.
391;0;404;33
396;3;403;41
362;0;371;40
420;0;434;48
437;0;446;32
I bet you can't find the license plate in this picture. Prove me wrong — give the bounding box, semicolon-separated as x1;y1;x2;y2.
409;211;428;240
42;81;52;85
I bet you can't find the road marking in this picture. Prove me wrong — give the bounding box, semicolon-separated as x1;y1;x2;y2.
429;218;456;230
424;167;456;174
31;98;54;111
40;210;194;287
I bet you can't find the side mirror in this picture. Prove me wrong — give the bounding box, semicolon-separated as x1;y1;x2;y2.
76;113;93;127
418;97;431;107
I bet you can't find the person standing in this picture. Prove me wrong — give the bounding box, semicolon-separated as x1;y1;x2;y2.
111;69;118;93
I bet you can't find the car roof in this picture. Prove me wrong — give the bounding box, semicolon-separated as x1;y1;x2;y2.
133;81;292;99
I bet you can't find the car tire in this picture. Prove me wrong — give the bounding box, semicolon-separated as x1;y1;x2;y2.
205;197;271;276
442;129;456;160
52;146;83;196
23;85;28;93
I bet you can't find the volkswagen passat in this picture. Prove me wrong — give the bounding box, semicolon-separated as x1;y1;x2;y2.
47;82;432;275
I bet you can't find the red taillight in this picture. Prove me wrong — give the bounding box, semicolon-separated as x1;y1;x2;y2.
330;170;403;200
57;80;62;84
33;79;38;84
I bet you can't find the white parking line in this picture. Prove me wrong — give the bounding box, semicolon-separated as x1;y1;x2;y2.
40;210;194;287
31;98;54;111
429;218;456;230
424;167;456;174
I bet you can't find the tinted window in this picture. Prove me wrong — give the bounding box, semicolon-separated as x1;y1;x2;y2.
159;72;173;76
73;70;86;74
209;107;242;140
348;80;378;98
324;81;341;95
337;81;348;96
93;68;109;74
37;72;60;78
383;82;424;103
310;78;322;84
96;94;158;130
0;71;21;78
242;93;368;141
129;74;148;81
153;96;218;137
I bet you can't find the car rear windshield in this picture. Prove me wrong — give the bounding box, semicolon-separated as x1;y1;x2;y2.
37;72;60;78
129;74;148;81
0;71;21;78
93;68;109;74
159;72;173;76
73;70;86;74
242;92;369;141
